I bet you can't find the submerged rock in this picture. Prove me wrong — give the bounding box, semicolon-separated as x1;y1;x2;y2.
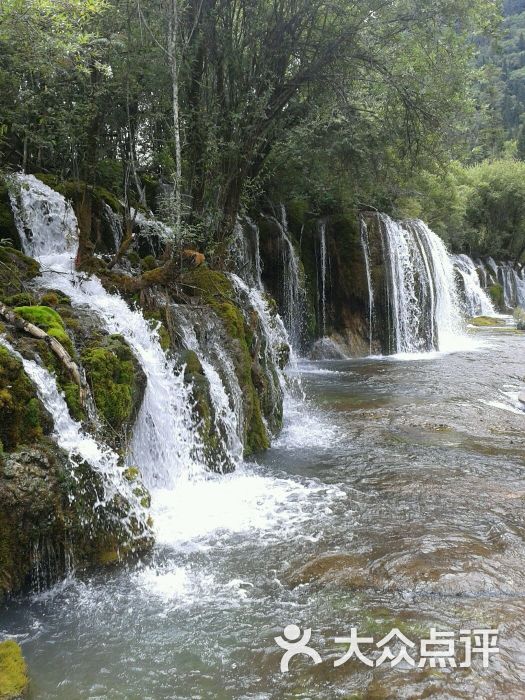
309;337;348;360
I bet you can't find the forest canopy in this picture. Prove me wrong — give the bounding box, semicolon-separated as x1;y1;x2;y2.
1;0;525;261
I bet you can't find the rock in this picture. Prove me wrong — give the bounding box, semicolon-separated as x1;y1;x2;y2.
518;391;525;406
285;552;369;589
469;315;505;327
0;444;153;600
309;337;348;360
0;640;28;699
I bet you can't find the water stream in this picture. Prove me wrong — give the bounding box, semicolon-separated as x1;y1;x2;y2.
2;324;524;698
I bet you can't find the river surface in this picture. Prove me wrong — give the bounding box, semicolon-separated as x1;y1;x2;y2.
1;325;525;699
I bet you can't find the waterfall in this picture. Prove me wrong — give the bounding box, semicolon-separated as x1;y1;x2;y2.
318;221;328;336
9;174;207;488
264;205;307;352
360;218;375;354
229;273;294;389
102;202;123;252
169;305;244;471
0;337;147;531
228;217;263;290
482;257;524;310
452;254;496;317
377;215;463;353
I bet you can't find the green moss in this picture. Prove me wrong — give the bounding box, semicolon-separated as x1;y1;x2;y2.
144;311;170;351
82;344;134;430
470;315;505;326
0;346;52;450
40;291;59;307
63;383;83;422
0;247;40;303
181;268;270;455
0;640;28;699
141;255;157;271
489;283;504;310
2;293;35;307
14;306;73;354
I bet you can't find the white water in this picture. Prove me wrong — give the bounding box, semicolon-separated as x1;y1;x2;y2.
10;174;207;490
376;215;465;353
452;254;496;317
102;201;123;252
8;174;313;560
0;337;147;532
229;217;263;289
360;217;375;353
173;306;244;469
264;205;306;351
319;221;328;336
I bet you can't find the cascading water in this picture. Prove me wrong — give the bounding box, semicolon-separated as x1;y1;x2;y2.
360;218;375;354
169;305;244;471
229;217;263;289
0;337;147;532
452;254;496;317
376;215;464;354
102;201;123;252
265;205;307;352
9;174;207;489
318;221;328;336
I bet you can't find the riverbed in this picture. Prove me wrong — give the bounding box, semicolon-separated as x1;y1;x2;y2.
2;325;524;699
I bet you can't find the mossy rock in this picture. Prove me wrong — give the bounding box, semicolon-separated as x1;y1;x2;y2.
82;334;143;434
0;176;21;251
0;347;53;451
0;247;40;303
0;444;153;600
180;269;270;455
470;315;505;327
13;306;73;354
0;640;28;699
489;283;505;311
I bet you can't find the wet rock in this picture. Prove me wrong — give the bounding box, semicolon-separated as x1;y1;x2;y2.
309;337;348;360
286;552;370;589
0;444;152;601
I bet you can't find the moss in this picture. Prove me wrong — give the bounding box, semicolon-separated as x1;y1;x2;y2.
0;640;28;699
2;293;35;307
0;346;52;450
0;177;20;250
489;283;505;310
40;291;59;307
181;268;270;455
0;247;40;303
470;315;505;327
14;306;73;354
141;255;157;271
144;311;170;351
82;342;134;431
63;383;83;422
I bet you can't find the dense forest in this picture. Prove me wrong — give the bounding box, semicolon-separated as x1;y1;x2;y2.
2;0;525;263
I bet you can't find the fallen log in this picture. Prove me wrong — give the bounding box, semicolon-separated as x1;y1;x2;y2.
0;302;88;406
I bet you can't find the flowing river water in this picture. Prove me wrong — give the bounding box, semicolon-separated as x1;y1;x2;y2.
1;323;524;699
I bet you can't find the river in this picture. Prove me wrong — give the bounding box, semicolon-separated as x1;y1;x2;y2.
1;323;524;699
